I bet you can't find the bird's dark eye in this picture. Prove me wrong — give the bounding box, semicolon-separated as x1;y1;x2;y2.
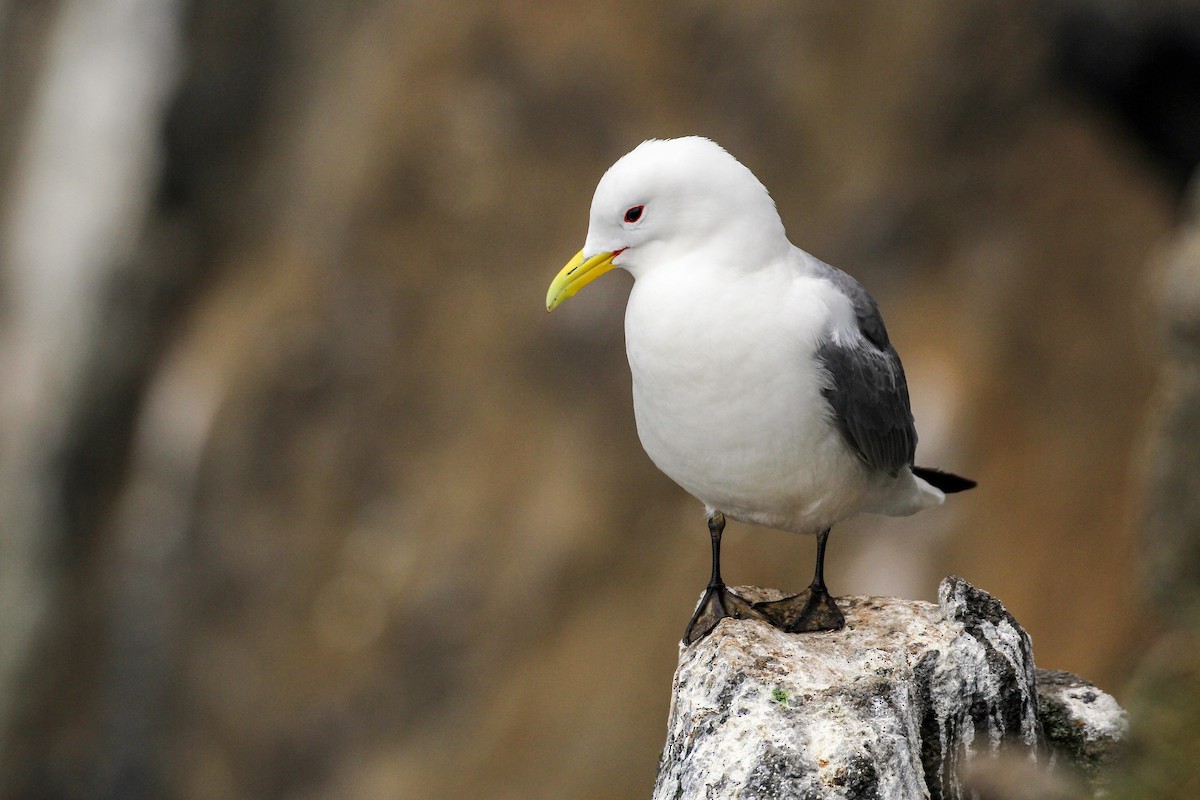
624;205;644;223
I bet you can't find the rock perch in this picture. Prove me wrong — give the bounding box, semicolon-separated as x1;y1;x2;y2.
653;577;1125;800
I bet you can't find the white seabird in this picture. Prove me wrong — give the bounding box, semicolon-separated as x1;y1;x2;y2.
546;136;974;644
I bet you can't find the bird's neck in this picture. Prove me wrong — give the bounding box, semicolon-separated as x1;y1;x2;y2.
626;220;791;279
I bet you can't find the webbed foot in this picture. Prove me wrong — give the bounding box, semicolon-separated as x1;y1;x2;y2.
754;585;845;633
683;583;766;645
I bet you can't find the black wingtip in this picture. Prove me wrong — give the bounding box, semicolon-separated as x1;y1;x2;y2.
913;466;977;493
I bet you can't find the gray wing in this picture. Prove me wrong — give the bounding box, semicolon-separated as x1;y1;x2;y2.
811;261;916;476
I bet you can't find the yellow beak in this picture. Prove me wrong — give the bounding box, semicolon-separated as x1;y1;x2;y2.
545;249;619;312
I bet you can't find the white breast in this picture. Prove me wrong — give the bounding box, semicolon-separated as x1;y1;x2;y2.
624;256;875;535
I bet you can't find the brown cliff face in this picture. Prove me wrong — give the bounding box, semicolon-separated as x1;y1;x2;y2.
0;3;1189;799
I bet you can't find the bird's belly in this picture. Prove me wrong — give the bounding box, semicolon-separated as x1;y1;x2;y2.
631;375;865;532
626;284;868;533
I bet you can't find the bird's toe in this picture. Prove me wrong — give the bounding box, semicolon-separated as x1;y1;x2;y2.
683;584;765;645
754;587;845;633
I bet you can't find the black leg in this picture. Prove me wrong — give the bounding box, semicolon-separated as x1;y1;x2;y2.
812;527;830;593
707;511;725;587
682;512;765;645
753;527;845;633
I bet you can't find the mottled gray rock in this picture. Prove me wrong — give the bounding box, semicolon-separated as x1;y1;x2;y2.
653;577;1123;800
1036;669;1127;788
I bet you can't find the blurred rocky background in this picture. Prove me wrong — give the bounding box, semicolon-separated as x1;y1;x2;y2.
1;1;1198;798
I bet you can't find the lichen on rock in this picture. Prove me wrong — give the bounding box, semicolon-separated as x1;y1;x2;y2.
652;577;1124;800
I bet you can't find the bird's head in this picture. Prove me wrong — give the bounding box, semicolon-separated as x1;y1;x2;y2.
546;136;788;311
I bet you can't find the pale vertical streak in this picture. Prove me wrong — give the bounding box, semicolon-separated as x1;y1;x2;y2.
0;0;182;766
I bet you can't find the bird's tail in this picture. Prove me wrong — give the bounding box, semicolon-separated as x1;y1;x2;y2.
912;466;976;494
